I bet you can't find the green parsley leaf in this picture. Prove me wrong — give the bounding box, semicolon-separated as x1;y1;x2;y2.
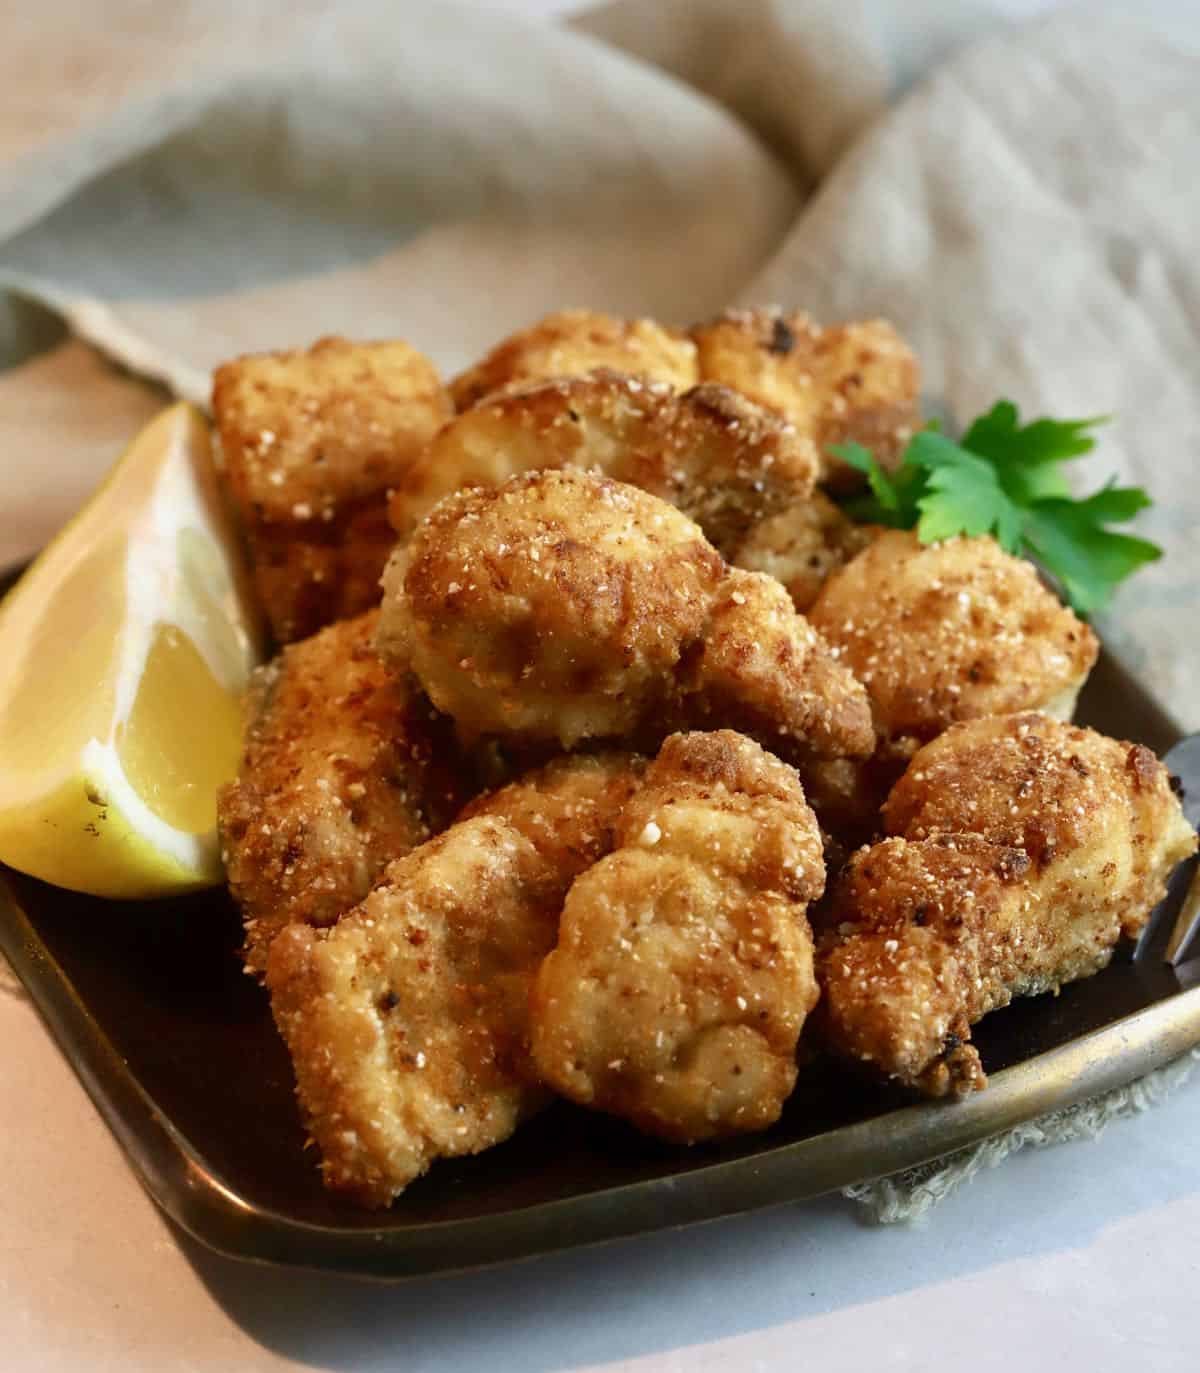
830;403;1160;617
960;401;1106;465
828;442;899;510
903;431;1024;551
1022;486;1161;616
960;402;1108;508
829;441;921;527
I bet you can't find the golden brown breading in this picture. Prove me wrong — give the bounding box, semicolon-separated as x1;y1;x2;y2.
691;309;920;490
265;750;644;1207
449;309;699;411
731;492;875;612
530;731;824;1142
679;568;877;764
809;530;1099;748
460;749;647;873
213;336;451;643
378;469;873;762
884;713;1197;936
267;818;557;1206
818;714;1197;1096
817;834;1031;1096
389;371;819;557
382;468;723;744
217;611;469;977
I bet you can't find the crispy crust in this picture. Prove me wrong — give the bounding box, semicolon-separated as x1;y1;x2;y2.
681;569;876;763
217;610;470;977
213;335;450;642
266;751;643;1206
390;371;819;557
379;469;873;761
382;468;725;745
809;530;1099;746
691;309;920;490
818;713;1197;1097
731;492;875;612
817;834;1029;1097
267;819;556;1206
449;310;698;410
461;749;647;873
884;712;1198;934
530;731;823;1142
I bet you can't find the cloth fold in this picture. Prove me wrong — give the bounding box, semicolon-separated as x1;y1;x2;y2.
847;1048;1200;1224
2;0;1198;1219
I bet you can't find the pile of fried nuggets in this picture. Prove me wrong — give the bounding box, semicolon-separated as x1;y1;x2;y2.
213;309;1196;1207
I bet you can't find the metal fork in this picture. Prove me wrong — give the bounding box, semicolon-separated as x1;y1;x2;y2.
1135;733;1200;967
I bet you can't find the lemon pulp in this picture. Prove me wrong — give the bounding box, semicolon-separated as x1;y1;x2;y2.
116;623;245;835
0;403;262;898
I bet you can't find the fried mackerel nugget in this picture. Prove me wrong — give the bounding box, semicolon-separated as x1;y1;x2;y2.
448;309;699;410
817;834;1032;1097
266;751;644;1206
728;492;888;861
218;610;469;977
818;714;1197;1097
389;371;819;558
531;731;825;1142
691;309;920;490
213;336;451;643
731;490;875;612
798;528;1096;857
378;469;874;763
460;749;647;870
884;713;1197;930
809;529;1099;752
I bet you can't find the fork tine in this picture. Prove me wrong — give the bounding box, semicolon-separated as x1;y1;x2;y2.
1163;734;1200;965
1133;733;1200;966
1166;862;1200;965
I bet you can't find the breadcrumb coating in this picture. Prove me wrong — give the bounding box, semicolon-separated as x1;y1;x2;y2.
818;713;1196;1096
461;749;647;873
691;309;920;490
885;713;1197;936
383;468;722;745
731;492;875;612
266;750;642;1206
217;611;470;977
267;819;556;1206
809;530;1099;747
213;335;450;642
390;371;818;557
531;731;824;1142
681;567;876;763
205;308;1185;1196
818;834;1031;1097
379;469;873;761
449;309;698;410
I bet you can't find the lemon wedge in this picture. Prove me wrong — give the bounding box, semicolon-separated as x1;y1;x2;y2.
0;403;263;898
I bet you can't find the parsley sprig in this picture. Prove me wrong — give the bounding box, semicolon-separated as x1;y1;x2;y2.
831;402;1160;616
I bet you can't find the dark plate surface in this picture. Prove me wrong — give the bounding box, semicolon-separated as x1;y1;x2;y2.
3;560;1200;1280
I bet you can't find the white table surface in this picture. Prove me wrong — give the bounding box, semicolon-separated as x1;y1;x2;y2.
5;2;1198;1369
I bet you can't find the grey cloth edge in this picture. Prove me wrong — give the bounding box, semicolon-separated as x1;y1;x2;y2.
843;1048;1200;1224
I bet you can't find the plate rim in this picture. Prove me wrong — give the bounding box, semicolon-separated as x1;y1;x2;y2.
4;872;1200;1281
3;558;1199;1279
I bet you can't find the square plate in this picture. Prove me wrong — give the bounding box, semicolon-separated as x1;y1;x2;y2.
3;563;1199;1280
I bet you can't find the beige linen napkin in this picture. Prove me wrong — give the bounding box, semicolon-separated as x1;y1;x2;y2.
1;0;1197;1220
